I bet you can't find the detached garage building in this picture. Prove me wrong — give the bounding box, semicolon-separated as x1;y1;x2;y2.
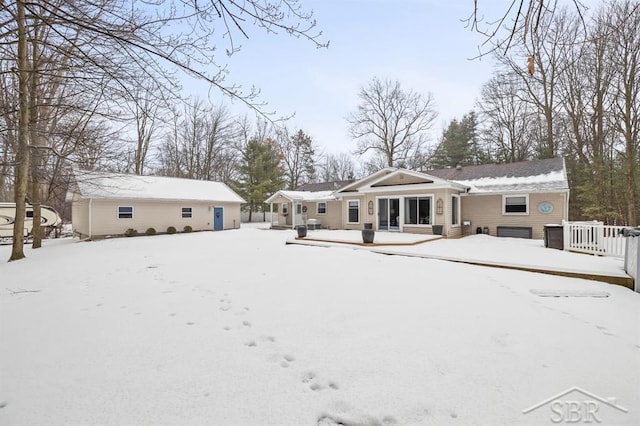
68;171;245;239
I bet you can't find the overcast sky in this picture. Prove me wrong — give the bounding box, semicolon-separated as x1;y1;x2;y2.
187;1;511;156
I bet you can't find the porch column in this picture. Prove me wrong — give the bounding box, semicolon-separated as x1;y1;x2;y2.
292;202;296;229
269;203;273;227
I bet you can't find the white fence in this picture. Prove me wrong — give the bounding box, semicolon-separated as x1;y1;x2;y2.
563;221;627;258
241;211;273;223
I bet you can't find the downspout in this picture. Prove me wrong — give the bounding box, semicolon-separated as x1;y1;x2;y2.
88;198;93;240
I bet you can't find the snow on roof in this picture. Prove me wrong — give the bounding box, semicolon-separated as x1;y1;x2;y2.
73;171;246;203
455;170;568;193
426;158;569;194
271;190;336;202
296;180;353;191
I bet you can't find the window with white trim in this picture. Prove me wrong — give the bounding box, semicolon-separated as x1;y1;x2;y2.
282;203;288;215
503;195;529;215
451;195;460;226
317;202;327;215
118;206;133;219
404;196;432;225
296;203;302;214
347;200;360;223
181;207;193;218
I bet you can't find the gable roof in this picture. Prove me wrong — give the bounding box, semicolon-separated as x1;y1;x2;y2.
425;158;568;194
296;180;353;192
336;167;467;194
71;171;246;203
265;190;336;204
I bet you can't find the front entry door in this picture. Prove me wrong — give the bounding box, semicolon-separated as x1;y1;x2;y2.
213;207;224;231
378;198;400;231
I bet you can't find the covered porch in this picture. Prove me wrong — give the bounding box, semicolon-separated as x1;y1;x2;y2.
265;190;336;230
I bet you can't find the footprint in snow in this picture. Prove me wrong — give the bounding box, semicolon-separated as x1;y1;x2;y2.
592;324;617;337
317;412;393;426
219;298;232;311
281;354;295;368
242;321;251;327
382;416;398;425
303;371;339;392
245;340;257;347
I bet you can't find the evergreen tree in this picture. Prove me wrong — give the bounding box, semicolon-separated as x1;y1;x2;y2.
431;112;488;168
237;137;284;221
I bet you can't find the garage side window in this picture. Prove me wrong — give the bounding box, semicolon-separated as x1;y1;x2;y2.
503;195;529;215
118;206;133;219
182;207;193;218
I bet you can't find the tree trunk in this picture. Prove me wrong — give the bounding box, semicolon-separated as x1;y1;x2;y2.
10;0;30;261
29;27;43;249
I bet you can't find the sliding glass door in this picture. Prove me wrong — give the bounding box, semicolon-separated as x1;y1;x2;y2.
378;198;400;231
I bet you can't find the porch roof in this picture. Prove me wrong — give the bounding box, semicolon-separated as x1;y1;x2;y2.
266;190;336;204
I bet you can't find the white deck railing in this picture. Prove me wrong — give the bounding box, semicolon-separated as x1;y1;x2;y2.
563;221;627;258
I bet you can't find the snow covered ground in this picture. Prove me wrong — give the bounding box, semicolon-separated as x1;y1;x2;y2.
1;225;639;425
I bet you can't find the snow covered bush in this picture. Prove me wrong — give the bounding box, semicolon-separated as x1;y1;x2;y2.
124;228;138;237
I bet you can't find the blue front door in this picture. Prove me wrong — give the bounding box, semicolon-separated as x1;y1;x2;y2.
213;207;223;231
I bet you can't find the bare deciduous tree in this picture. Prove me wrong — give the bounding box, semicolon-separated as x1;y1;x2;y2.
348;77;437;169
276;128;316;189
609;0;640;225
477;73;536;162
466;0;589;56
157;99;239;183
